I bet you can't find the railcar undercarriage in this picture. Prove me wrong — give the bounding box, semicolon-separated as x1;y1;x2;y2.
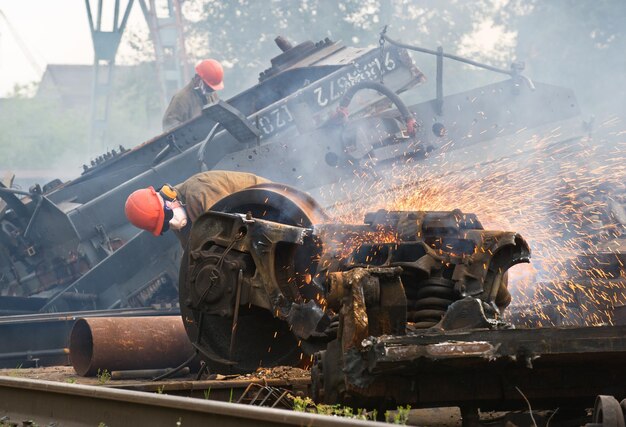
176;184;626;424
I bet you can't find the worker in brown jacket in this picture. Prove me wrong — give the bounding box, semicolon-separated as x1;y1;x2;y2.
162;59;224;131
124;170;270;246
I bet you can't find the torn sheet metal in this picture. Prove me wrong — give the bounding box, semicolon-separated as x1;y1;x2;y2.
383;340;497;360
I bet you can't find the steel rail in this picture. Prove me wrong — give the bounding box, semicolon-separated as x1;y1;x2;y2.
0;376;384;427
114;377;311;394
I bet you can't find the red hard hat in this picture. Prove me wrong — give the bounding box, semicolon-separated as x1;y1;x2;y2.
195;59;224;90
125;187;165;236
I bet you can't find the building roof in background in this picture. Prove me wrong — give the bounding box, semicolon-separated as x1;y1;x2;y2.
36;64;92;108
36;64;135;109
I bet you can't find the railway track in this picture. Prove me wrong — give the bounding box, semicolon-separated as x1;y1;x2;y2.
0;375;383;427
113;377;311;402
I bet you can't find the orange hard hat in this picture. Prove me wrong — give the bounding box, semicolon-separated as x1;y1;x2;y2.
125;187;165;236
195;59;224;90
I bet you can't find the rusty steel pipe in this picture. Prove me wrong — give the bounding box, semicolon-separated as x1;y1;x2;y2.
69;316;194;376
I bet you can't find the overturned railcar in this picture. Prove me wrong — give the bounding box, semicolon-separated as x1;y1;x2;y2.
0;33;587;370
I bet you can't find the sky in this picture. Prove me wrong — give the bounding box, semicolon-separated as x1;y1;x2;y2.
0;0;144;96
0;0;523;98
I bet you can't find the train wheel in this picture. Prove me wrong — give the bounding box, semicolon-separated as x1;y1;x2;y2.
590;395;626;427
180;184;328;374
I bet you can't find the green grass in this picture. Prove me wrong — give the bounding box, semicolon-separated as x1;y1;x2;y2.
291;396;411;424
96;369;111;385
385;406;411;424
8;363;23;377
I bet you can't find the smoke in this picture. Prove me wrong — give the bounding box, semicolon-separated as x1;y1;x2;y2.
323;118;625;325
514;1;626;119
288;0;626;326
4;1;625;326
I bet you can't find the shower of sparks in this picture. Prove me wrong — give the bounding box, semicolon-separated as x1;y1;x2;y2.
322;116;626;327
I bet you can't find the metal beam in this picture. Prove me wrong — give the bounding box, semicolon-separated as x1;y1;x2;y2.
0;376;383;427
85;0;135;154
138;0;190;113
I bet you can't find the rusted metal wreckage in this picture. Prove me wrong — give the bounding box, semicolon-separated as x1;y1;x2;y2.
180;183;529;369
1;30;625;424
1;29;588;366
0;32;582;319
176;184;626;422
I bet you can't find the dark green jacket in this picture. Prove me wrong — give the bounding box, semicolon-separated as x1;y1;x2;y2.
172;170;270;246
162;79;219;131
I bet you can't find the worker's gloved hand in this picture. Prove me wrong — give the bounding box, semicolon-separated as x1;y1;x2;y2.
307;313;338;341
165;200;188;230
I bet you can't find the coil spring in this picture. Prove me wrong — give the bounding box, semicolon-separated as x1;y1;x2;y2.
405;277;457;328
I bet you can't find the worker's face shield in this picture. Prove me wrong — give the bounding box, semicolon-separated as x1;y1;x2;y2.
157;185;188;233
163;199;188;231
199;80;215;97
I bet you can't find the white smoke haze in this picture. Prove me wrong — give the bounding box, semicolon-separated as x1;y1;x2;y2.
323;117;625;326
4;1;624;175
1;0;624;325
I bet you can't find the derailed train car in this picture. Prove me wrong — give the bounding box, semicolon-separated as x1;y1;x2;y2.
0;30;597;382
180;156;625;421
3;30;626;423
0;33;582;315
181;186;626;423
0;36;426;314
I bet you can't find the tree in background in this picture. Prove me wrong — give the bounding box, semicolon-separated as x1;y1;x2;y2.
183;0;383;96
183;0;624;115
0;64;162;177
514;0;626;116
106;62;163;149
1;0;624;178
0;83;89;178
182;0;535;102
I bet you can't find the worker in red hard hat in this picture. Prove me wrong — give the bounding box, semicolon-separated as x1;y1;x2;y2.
162;59;225;131
125;170;269;246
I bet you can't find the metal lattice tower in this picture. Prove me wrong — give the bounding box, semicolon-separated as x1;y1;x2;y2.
138;0;190;113
85;0;134;154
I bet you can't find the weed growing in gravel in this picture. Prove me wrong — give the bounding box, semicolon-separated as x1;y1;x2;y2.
291;396;411;425
292;396;376;421
8;364;23;377
385;406;411;424
97;369;111;385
